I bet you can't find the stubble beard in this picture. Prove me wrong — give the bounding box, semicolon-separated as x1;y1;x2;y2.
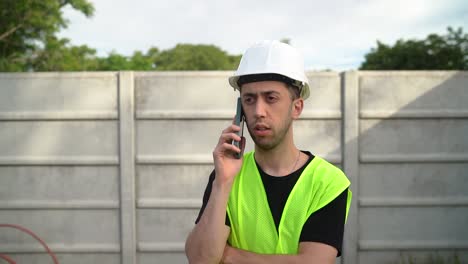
247;109;294;151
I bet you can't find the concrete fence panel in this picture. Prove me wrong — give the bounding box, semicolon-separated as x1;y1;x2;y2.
0;71;467;264
356;71;468;263
0;72;121;263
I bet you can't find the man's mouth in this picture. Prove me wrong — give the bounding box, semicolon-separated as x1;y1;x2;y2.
253;124;271;136
254;124;269;130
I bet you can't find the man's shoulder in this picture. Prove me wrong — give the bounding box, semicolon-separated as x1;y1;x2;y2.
309;155;345;176
302;155;349;189
302;154;351;209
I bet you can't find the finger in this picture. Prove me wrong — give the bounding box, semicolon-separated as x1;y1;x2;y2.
219;132;242;144
220;142;242;155
222;124;241;134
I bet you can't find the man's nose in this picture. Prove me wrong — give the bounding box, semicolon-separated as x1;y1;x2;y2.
254;99;267;118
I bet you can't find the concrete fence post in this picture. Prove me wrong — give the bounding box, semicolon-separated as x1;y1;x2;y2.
342;71;359;264
118;71;137;264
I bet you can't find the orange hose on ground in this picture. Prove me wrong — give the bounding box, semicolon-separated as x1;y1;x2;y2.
0;224;59;264
0;253;16;264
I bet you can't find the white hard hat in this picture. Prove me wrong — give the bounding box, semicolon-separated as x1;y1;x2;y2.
229;40;310;100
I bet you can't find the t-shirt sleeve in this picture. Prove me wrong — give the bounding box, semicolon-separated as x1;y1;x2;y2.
194;170;230;226
299;188;348;257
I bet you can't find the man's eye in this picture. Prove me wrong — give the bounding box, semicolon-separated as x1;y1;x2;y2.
267;96;278;102
244;97;254;104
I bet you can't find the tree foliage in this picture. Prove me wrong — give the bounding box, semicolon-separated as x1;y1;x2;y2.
0;0;94;71
95;48;158;71
154;44;241;71
0;0;240;72
31;36;98;71
360;27;468;70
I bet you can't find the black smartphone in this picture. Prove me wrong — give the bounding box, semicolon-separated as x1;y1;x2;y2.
232;97;245;159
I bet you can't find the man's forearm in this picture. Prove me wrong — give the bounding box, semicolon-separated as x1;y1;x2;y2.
222;246;300;264
185;181;231;264
222;245;335;264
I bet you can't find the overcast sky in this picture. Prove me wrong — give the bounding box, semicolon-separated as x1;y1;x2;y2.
58;0;468;70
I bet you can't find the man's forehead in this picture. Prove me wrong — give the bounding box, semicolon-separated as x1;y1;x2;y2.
240;81;288;94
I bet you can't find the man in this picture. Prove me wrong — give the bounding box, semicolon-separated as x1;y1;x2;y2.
185;40;352;264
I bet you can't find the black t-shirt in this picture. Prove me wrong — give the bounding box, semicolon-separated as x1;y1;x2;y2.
195;151;348;256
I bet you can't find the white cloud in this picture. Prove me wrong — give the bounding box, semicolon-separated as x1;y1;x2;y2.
58;0;468;70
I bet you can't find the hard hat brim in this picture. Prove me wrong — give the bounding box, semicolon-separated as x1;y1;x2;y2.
229;73;310;100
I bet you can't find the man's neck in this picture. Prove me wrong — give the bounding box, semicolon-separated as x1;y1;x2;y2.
254;139;300;177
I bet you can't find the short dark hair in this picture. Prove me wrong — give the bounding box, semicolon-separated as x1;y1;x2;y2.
287;85;301;100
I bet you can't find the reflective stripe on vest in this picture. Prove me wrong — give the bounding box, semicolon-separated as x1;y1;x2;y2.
227;151;352;254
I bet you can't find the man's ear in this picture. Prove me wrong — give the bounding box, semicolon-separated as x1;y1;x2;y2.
291;98;304;120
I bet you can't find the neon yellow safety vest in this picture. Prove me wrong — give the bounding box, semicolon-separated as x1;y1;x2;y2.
227;151;352;254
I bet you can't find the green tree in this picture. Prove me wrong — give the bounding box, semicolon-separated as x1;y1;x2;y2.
154;44;241;70
95;47;159;71
97;52;132;71
0;0;242;72
280;38;291;44
129;47;159;70
360;27;468;70
0;0;94;71
32;36;98;71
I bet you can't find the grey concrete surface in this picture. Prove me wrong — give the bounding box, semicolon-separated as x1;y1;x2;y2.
0;71;467;264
